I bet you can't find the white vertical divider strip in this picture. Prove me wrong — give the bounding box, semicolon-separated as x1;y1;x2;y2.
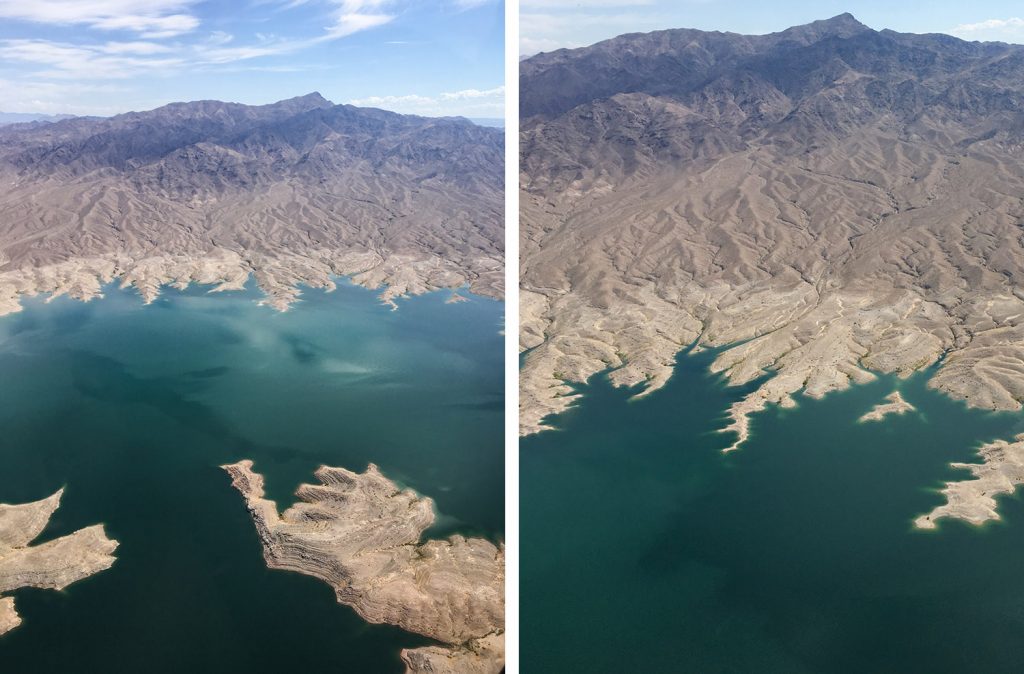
503;0;520;671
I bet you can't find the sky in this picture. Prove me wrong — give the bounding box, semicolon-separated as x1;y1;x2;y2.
0;0;504;117
522;1;1024;55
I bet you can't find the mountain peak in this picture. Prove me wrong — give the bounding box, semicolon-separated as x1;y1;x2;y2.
778;13;871;42
824;12;865;27
276;92;334;111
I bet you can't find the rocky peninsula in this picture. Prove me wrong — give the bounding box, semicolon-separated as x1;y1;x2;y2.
0;488;118;636
222;460;504;673
916;434;1024;529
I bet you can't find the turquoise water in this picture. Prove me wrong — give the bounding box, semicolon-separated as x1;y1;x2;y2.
522;348;1024;673
0;280;503;673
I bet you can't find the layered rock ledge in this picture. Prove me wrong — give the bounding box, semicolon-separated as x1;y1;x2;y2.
222;460;504;673
0;488;118;636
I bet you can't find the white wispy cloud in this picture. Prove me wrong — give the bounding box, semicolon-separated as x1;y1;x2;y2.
0;35;302;77
0;39;185;78
200;39;304;63
949;17;1024;43
0;0;405;80
440;85;504;100
520;0;654;6
204;30;234;46
0;0;492;115
351;93;435;106
0;0;201;37
171;1;398;66
0;77;131;115
324;0;394;38
350;85;504;116
199;0;399;63
450;0;500;10
99;40;174;54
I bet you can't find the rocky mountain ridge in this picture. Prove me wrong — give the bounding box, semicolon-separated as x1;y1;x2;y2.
519;11;1024;476
0;93;503;313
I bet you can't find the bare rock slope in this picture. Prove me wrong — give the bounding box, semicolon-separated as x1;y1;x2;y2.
0;93;503;313
520;14;1024;454
0;489;118;636
222;460;504;674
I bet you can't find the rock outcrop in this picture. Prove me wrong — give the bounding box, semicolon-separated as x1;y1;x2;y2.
222;460;504;673
0;488;118;635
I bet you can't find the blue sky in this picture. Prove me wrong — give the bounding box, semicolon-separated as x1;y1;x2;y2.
0;0;504;117
522;1;1024;55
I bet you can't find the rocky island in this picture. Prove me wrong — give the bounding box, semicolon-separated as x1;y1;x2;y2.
222;460;504;673
0;93;503;315
859;391;916;423
519;14;1024;457
0;489;118;636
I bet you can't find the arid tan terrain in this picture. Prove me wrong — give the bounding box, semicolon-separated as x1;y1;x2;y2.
0;94;503;314
519;11;1024;491
915;433;1024;529
0;489;118;635
223;460;504;674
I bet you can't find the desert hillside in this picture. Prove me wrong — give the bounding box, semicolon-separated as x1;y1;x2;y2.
0;93;503;313
520;14;1024;442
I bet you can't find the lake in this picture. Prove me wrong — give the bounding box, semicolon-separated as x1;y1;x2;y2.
522;347;1024;673
0;279;503;673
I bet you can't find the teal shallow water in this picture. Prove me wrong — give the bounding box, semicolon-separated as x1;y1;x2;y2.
522;348;1024;673
0;280;503;673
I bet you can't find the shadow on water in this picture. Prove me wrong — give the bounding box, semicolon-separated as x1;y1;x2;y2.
522;348;1024;674
0;280;503;673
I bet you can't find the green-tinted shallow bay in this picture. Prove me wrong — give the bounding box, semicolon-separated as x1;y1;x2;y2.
522;348;1024;673
0;280;503;673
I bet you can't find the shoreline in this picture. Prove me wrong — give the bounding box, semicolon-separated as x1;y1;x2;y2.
520;284;1024;450
0;249;505;320
524;349;1024;528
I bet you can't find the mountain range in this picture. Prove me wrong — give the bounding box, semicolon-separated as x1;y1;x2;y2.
520;14;1024;444
0;112;74;126
0;93;503;314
